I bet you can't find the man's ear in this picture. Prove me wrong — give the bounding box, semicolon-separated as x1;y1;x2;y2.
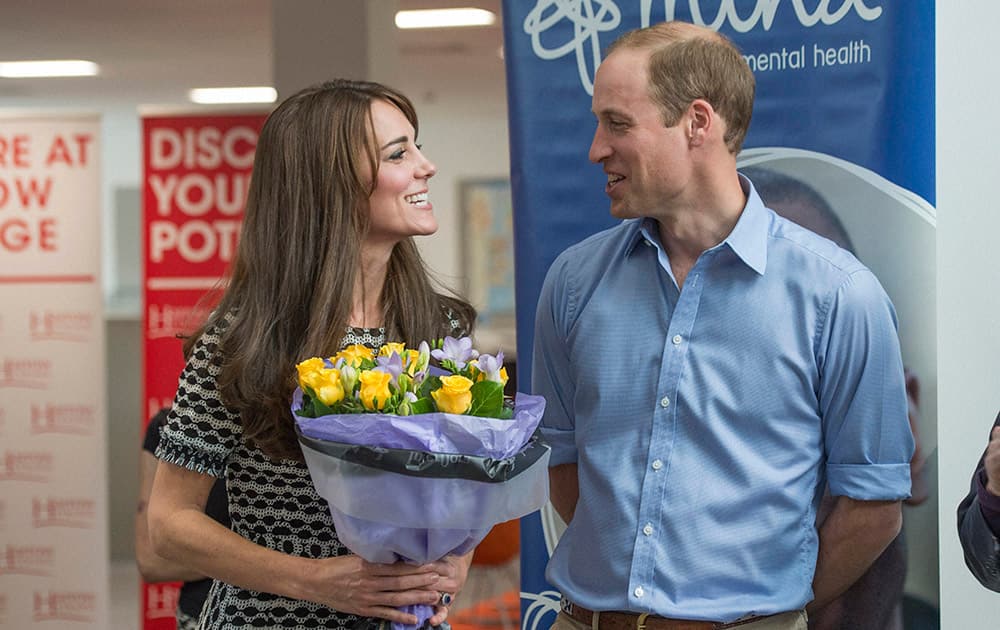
687;99;714;147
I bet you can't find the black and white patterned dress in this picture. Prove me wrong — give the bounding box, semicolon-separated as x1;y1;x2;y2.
156;321;407;629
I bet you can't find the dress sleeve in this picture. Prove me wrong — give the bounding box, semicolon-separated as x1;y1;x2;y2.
532;254;578;466
957;411;1000;591
816;269;913;500
155;320;242;478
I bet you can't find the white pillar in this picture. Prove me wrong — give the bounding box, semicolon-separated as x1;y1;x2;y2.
937;1;1000;626
271;0;398;100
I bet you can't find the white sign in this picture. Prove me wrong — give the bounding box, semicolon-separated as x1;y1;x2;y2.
0;114;107;630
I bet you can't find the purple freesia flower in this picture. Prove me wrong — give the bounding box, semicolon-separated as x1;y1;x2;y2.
476;351;505;383
431;336;479;370
374;352;404;384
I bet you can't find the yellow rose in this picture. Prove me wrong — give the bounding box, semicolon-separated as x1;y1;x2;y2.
379;342;406;357
431;375;474;414
403;349;421;375
336;344;374;367
311;368;345;406
359;370;394;411
295;357;327;389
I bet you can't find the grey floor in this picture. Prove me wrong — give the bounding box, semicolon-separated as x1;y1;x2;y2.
111;561;141;630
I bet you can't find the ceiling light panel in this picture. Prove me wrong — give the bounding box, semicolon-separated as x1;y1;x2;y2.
188;87;277;104
395;8;496;29
0;60;99;78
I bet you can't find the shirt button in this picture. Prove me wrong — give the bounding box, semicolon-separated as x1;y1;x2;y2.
672;334;683;345
651;459;663;471
643;524;653;536
634;586;645;598
660;396;670;408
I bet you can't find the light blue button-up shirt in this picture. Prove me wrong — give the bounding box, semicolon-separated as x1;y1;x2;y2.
532;178;913;622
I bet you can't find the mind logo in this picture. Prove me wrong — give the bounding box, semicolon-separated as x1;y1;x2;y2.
521;0;884;94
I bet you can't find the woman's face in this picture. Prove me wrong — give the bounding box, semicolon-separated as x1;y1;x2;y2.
366;99;438;248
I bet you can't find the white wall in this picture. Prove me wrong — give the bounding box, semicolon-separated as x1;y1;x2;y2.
400;54;514;353
937;3;1000;626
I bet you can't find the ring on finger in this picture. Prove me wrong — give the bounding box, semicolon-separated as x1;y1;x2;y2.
438;592;453;606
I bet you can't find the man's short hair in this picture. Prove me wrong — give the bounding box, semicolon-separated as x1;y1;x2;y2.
608;21;755;154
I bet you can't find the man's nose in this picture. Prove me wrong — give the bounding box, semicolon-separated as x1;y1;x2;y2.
588;126;610;163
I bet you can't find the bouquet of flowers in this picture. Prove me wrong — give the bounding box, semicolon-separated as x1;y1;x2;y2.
292;336;549;630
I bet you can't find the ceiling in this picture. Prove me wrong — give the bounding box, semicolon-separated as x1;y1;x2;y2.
0;0;506;108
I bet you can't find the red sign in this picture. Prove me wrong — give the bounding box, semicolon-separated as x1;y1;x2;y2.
141;113;266;630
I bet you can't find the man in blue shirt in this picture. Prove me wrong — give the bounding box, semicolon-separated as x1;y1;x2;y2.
532;21;914;629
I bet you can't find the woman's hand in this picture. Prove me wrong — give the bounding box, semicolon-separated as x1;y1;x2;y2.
302;555;441;625
425;551;474;626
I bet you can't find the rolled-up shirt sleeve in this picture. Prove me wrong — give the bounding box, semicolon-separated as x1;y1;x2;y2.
533;255;578;466
816;269;913;500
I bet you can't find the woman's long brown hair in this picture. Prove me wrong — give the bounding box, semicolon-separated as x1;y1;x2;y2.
183;79;475;461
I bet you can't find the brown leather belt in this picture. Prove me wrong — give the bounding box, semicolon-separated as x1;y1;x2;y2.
562;600;775;630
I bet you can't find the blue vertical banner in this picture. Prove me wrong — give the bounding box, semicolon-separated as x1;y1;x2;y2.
502;2;935;627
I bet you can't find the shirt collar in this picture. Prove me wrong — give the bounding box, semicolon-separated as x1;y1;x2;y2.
723;174;769;275
624;219;652;256
624;174;769;275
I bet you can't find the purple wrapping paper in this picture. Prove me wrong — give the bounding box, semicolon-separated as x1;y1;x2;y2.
292;391;550;630
299;442;550;556
295;391;545;459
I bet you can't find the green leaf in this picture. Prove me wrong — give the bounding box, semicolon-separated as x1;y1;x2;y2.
419;375;442;399
297;389;319;418
468;380;504;418
313;398;337;417
410;398;434;415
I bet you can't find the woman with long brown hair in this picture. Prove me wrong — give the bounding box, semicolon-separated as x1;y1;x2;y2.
147;79;476;629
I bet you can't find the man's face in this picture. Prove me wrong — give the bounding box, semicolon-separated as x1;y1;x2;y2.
589;47;692;219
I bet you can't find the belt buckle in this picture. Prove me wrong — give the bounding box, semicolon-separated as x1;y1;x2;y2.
636;612;650;630
560;597;574;616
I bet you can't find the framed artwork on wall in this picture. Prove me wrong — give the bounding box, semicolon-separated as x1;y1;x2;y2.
459;178;516;329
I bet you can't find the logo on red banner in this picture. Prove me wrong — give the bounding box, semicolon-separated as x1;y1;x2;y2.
30;403;96;436
0;451;54;482
0;357;51;389
29;310;93;342
145;582;181;620
33;591;97;623
0;544;55;576
32;497;96;529
147;302;210;340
